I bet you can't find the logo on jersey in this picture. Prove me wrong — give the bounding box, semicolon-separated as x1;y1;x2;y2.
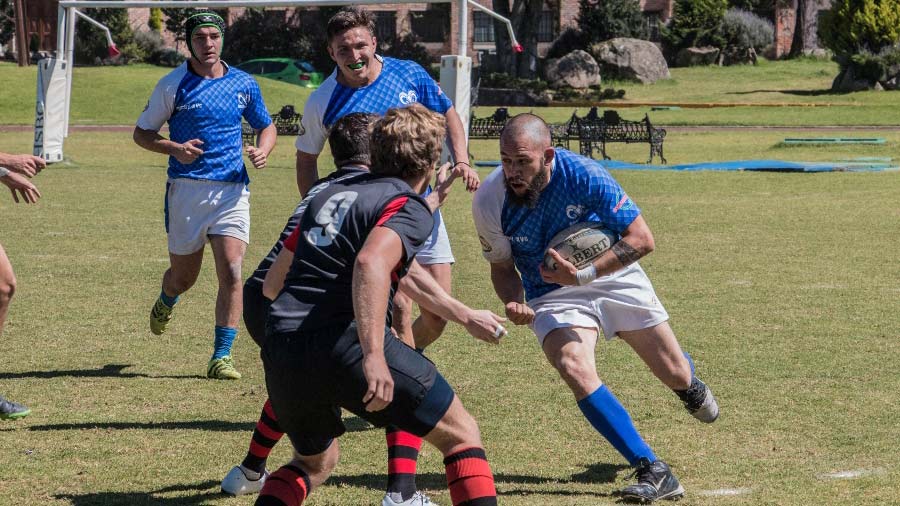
176;102;203;111
509;236;529;244
613;193;633;213
479;235;493;253
399;90;418;105
565;204;586;220
237;92;249;109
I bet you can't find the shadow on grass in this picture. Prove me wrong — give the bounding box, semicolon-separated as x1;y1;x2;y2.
724;89;849;97
55;479;223;506
0;363;203;380
26;416;374;434
327;462;628;494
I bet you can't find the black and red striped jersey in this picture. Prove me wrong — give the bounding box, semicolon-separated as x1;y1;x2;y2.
267;172;434;335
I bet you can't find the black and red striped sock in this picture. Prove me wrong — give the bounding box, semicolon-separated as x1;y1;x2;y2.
255;464;310;506
385;426;423;500
242;399;285;474
444;447;497;506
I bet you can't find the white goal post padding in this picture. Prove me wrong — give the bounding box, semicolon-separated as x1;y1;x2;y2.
45;0;515;163
34;58;68;163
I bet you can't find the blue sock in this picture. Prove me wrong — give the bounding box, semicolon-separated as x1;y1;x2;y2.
683;351;696;375
577;385;657;466
159;290;179;308
213;326;237;360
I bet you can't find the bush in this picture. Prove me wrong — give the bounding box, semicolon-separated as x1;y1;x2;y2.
149;8;163;32
546;27;589;59
577;0;646;46
819;0;900;63
848;44;900;82
721;8;773;52
220;9;318;66
662;0;728;57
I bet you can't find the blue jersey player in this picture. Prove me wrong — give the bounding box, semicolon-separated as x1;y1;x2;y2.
133;11;276;380
294;6;478;378
472;114;720;503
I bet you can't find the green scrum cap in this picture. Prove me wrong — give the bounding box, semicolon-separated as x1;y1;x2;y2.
185;11;226;61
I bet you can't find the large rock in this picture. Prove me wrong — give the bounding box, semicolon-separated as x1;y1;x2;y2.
832;66;875;92
720;46;758;66
543;50;601;89
591;38;670;84
675;46;720;67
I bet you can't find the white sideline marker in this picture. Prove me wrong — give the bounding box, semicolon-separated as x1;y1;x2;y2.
819;468;885;480
698;487;752;497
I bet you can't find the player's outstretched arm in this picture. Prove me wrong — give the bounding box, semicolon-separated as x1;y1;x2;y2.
444;107;479;192
353;226;404;412
399;261;506;344
0;170;41;204
0;152;45;177
488;259;534;326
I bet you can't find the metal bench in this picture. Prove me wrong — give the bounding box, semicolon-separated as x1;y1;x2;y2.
469;107;667;164
571;108;667;164
468;107;571;149
242;105;305;146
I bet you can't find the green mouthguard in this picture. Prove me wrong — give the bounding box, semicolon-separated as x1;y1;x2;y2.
348;62;365;70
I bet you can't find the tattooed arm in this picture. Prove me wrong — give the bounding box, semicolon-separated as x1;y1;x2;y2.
541;215;656;286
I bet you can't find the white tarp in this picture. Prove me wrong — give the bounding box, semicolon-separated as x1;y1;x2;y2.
34;58;68;163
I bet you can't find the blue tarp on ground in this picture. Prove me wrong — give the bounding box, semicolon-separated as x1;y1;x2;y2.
475;159;899;172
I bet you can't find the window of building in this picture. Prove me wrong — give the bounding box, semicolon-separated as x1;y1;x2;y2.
537;10;556;43
409;7;449;43
473;11;495;43
644;11;661;42
373;11;397;42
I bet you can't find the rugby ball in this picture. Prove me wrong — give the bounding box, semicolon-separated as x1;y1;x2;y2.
543;223;616;270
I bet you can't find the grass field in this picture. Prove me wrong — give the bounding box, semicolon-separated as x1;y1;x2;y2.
3;58;900;126
0;124;898;506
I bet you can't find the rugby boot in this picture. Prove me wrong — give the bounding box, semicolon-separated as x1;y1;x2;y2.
680;377;719;423
149;297;175;335
221;464;268;496
0;395;31;420
620;459;684;503
382;491;436;506
207;355;242;380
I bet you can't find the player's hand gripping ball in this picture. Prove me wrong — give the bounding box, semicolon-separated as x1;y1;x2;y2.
543;223;617;271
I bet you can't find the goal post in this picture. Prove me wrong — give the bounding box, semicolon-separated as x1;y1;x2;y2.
40;0;520;162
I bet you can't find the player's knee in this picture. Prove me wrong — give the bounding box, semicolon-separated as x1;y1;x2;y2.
219;261;243;287
553;351;596;386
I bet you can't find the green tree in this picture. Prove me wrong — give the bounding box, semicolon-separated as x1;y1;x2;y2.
149;8;163;32
75;2;134;64
662;0;728;56
819;0;900;58
0;0;15;47
577;0;646;45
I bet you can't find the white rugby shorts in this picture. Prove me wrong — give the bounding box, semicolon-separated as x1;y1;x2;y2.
165;178;250;255
415;208;454;265
528;263;669;346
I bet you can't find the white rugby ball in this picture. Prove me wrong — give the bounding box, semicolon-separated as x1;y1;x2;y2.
543;223;616;270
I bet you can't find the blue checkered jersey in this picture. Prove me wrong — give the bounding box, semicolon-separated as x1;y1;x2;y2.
472;149;641;300
137;62;272;184
295;56;452;154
